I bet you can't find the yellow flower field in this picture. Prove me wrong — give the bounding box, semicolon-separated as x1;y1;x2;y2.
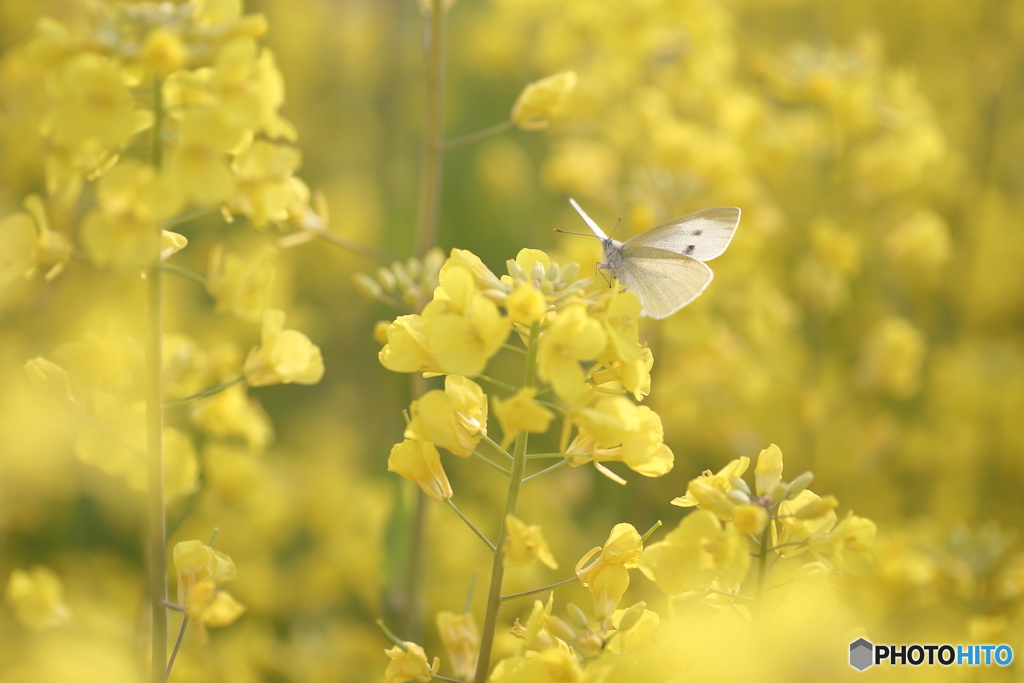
1;0;1023;681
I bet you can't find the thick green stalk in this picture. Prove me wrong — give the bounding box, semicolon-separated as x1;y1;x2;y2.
147;76;168;683
413;0;447;257
473;322;540;683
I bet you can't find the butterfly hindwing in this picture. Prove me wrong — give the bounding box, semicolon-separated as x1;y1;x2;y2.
623;207;740;262
612;246;714;319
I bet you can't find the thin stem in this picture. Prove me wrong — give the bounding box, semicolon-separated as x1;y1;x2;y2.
526;452;578;460
376;618;409;650
445;499;496;552
474;321;540;683
472;451;511;476
752;517;772;619
462;572;478;614
706;588;754;602
434;676;466;683
161;263;207;286
161;601;186;613
535;400;564;413
523;458;569;483
479;434;513;462
314;227;396;263
165;615;188;678
500;575;577;602
147;75;168;683
164;376;244;408
78;411;144;458
475;374;518;393
413;0;448;257
442;120;513;150
162;204;219;229
501;343;527;356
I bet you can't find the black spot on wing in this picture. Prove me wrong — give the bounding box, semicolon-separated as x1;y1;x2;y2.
685;244;695;254
692;229;702;236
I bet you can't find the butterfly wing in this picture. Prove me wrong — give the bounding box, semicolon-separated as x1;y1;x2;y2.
612;246;713;319
569;198;609;240
623;207;740;262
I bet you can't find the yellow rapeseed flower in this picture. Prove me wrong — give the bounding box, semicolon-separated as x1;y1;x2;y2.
43;54;136;149
754;443;784;497
774;490;838;558
506;283;547;325
190;384;274;453
511;71;578;131
387;438;452;503
173;540;244;644
538;303;607;399
490;647;583;683
504;515;558;569
169;109;242;205
639;510;751;594
206;244;277;322
404;375;487;457
671;456;751;519
575;523;642;619
243;309;325;386
4;566;71;631
381;641;440;683
492;387;554;449
569;397;673;479
378;315;431;373
422;265;510;377
436;611;479;682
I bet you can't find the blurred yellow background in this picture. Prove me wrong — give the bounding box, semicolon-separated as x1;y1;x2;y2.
2;0;1024;680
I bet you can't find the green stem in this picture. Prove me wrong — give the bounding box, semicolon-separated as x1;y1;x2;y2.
147;76;168;683
479;433;513;461
522;458;569;483
444;499;496;552
443;119;513;150
476;374;518;393
471;451;511;476
164;376;244;408
525;452;578;460
161;263;208;286
414;0;448;257
752;516;772;618
313;227;396;264
500;575;577;602
162;204;219;228
473;322;540;683
376;619;409;650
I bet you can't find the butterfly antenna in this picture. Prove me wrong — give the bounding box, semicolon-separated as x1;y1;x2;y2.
609;216;624;238
553;228;599;238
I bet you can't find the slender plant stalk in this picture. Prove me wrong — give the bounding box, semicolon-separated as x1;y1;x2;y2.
473;321;540;683
752;514;772;618
414;0;448;257
402;0;449;640
164;375;244;408
443;119;513;150
147;76;168;683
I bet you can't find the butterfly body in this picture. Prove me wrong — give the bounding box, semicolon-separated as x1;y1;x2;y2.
569;199;741;319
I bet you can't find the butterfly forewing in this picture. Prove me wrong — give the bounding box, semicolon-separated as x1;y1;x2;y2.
623;207;740;262
612;246;714;319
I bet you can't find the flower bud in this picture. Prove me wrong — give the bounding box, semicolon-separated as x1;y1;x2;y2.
727;489;751;505
546;615;578;644
566;602;589;631
377;267;397;292
616;601;647;633
787;471;815;498
353;272;383;300
729;476;751;495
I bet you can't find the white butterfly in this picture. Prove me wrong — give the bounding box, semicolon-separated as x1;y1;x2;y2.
568;198;741;319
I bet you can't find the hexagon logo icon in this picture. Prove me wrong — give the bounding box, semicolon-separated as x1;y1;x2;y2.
850;638;874;671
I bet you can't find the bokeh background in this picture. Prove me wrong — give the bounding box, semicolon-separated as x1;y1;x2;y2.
2;0;1024;680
